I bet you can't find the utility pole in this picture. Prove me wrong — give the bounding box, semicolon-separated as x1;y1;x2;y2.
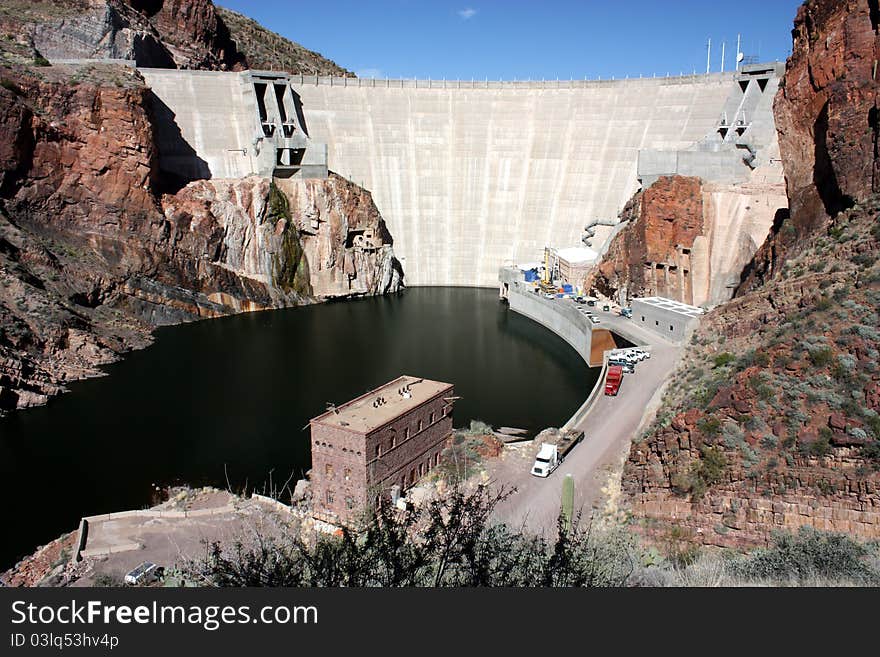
736;34;742;71
706;38;712;75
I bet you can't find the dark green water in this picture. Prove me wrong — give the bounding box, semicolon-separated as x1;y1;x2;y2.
0;287;595;568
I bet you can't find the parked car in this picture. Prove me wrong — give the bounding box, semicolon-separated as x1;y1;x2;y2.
544;293;555;300
124;562;164;586
589;316;601;324
608;359;635;373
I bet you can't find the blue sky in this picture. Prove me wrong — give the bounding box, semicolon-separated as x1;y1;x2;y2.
218;1;803;80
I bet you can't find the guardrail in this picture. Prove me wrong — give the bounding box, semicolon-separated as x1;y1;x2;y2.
293;72;732;90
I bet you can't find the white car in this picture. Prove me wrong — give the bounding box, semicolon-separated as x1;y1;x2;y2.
124;562;163;586
589;316;600;324
543;293;555;300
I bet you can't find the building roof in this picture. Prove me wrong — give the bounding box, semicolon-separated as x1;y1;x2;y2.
632;296;705;318
311;375;453;433
554;246;598;264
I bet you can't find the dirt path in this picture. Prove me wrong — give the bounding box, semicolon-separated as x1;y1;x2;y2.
489;314;682;537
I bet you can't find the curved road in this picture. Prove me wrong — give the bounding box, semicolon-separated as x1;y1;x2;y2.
490;309;682;537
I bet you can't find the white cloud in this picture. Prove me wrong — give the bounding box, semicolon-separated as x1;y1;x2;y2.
457;7;477;20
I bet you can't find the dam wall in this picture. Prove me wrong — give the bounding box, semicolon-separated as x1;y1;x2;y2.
296;74;735;287
139;70;770;288
503;275;593;366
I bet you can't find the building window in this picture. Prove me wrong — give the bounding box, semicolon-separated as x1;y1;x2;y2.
326;490;334;504
641;316;645;322
655;320;659;326
325;464;334;478
375;445;381;458
404;427;409;440
670;325;674;331
430;412;435;423
418;420;423;432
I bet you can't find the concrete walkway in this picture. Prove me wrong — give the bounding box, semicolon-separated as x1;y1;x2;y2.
490;311;681;537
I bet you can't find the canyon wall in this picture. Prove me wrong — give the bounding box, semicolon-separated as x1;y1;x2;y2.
739;0;880;292
0;59;400;412
1;0;245;70
622;0;880;549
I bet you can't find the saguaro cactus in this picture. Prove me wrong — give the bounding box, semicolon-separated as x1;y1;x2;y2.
561;473;575;532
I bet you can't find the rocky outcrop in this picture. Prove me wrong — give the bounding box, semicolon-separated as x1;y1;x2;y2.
216;7;354;77
0;60;401;412
623;0;880;549
0;0;245;70
587;170;786;308
738;0;880;293
589;176;705;305
0;1;350;75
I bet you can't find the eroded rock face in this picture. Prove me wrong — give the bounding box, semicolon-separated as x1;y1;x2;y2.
622;0;880;550
4;0;245;70
589;176;705;305
0;63;401;412
739;0;880;293
587;171;786;308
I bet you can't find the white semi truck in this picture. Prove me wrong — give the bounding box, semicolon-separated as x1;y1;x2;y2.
531;430;584;477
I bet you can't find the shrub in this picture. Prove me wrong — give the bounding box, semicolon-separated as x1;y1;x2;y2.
697;416;721;438
713;352;736;368
33;55;50;67
808;346;834;367
0;77;21;94
730;527;878;585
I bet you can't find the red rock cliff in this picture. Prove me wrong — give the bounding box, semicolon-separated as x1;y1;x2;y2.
623;0;880;550
0;58;401;413
588;176;705;305
739;0;880;292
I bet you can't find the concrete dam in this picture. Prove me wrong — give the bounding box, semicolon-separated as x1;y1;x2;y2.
142;68;780;288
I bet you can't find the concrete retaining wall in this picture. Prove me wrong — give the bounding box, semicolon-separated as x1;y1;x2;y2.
82;505;236;524
507;285;592;365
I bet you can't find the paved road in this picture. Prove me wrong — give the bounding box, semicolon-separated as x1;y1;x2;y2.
491;310;681;537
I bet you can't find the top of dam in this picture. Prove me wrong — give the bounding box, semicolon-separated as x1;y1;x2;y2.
273;70;737;89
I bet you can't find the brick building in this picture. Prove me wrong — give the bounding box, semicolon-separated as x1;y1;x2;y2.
309;375;455;524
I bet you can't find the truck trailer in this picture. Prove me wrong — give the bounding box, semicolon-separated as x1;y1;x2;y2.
604;365;624;396
531;430;585;477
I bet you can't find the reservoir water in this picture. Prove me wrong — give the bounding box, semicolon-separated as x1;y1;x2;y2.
0;287;596;568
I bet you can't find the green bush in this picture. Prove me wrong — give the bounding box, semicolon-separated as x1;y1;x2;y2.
697;416;721;437
808;346;834;367
713;352;736;368
730;527;878;585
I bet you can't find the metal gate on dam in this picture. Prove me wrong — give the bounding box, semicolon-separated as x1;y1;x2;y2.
141;66;782;288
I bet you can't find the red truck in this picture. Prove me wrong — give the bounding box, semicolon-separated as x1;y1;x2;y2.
604;365;624;396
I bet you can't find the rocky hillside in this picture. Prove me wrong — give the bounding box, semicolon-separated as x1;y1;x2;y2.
0;1;353;76
0;48;400;413
216;6;354;77
623;0;880;549
0;0;245;69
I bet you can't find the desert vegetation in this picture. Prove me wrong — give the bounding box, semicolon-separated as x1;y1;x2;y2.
176;486;880;587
